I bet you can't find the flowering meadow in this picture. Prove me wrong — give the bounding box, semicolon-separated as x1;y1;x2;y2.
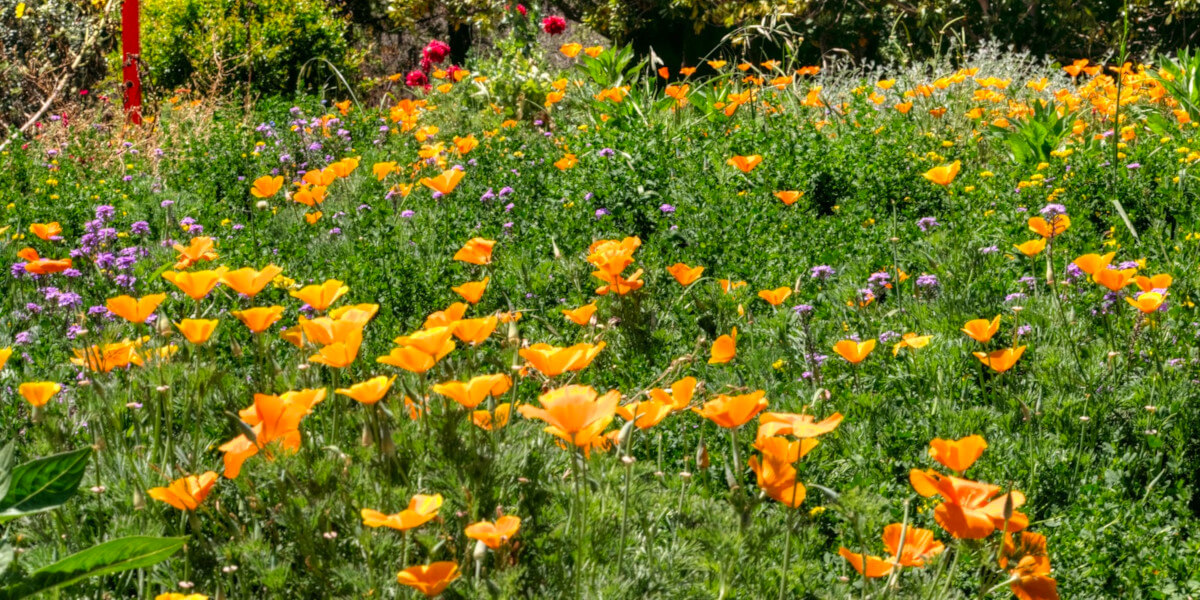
5;31;1200;599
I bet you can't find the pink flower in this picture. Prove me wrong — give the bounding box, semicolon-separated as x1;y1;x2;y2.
541;15;566;35
423;40;451;64
516;4;527;17
405;70;430;88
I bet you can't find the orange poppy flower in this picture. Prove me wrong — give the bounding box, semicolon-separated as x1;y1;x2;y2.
709;327;737;364
465;516;521;549
1001;531;1058;600
70;339;145;372
395;561;460;598
0;347;10;371
289;279;349;311
162;267;228;301
394;326;457;357
452;278;489;304
1135;273;1172;292
293;185;327;207
335;375;396;405
222;265;284;297
472;403;512;430
1072;252;1116;276
562;302;598;325
554;153;578;170
308;330;364;368
587;237;641;276
961;316;1001;343
250;175;284;198
584;46;604;58
517;384;620;448
106;293;167;324
615;399;674;430
666;263;704;286
219;392;315;478
757;287;791;306
883;523;945;567
773;191;803;205
1028;215;1070;238
176;319;218;344
419;168;465;195
719;279;748;294
378;346;441;373
593;269;644;295
372;161;398;180
974;346;1026;373
834;339;876;364
647;376;698;411
695;390;767;428
302;168;337;187
929;435;987;472
453;237;496;265
29;222;62;241
172;236;218;269
1092;267;1137;292
19;381;61;407
147;472;218;511
560;42;583;57
892;333;933;356
453;316;498;345
424;302;468;329
748;450;806;508
298;315;365;347
1014;239;1046;257
330;303;379;323
519;342;605;376
432;374;512;409
756;411;843;439
24;257;73;275
362;493;444;531
922;161;961;185
1126;291;1165;313
838;548;894;578
910;470;1028;539
231;306;285;333
726;154;763;173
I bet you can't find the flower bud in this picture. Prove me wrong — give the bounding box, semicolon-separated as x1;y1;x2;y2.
473;539;489;561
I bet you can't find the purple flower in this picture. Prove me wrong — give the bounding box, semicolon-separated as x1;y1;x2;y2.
161;200;175;208
130;221;150;235
400;210;415;218
1127;163;1141;170
504;203;515;212
867;271;892;288
810;265;835;279
659;204;675;214
480;188;496;202
915;274;939;288
879;330;900;343
498;186;514;196
1040;203;1066;217
598;148;615;157
1016;325;1033;337
979;245;999;254
95;205;115;221
1019;276;1037;289
1005;292;1026;303
792;304;814;314
595;208;610;219
14;331;32;345
916;216;939;232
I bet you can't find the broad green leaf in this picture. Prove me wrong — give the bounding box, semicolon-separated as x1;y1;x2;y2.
0;536;186;600
0;447;91;523
0;441;16;501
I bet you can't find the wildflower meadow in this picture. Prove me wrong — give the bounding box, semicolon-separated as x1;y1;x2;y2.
4;5;1200;600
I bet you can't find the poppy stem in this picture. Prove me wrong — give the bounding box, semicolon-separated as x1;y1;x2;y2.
777;506;795;600
616;453;634;578
728;427;742;487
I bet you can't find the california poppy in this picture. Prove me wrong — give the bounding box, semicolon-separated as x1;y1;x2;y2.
757;411;843;439
563;302;598;325
465;515;521;549
517;385;620;447
647;376;698;411
378;346;440;373
910;469;1028;538
726;155;763;173
472;403;512;430
922;161;961;186
290;279;349;311
395;561;460;597
29;222;62;241
0;347;12;371
1126;291;1165;313
554;153;578;170
883;523;944;567
1028;215;1070;238
219;392;316;478
560;43;583;58
19;381;61;407
163;268;228;301
695;390;767;428
774;191;803;206
453;316;498;345
372;161;398;181
834;339;876;364
420;168;465;195
1014;239;1047;257
362;493;443;531
335;375;396;405
394;326;456;358
1072;253;1114;276
147;472;218;511
222;265;284;297
424;302;468;329
176;319;219;344
106;293;167;324
1093;267;1137;292
616;399;674;430
666;263;704;286
454;238;496;265
928;435;987;472
308;329;364;368
432;374;512;409
172;237;218;269
719;279;748;294
452;278;489;304
1135;273;1172;292
71;339;145;372
748;450;806;507
839;547;894;578
593;269;644;295
758;287;792;306
231;306;285;333
1001;531;1059;600
892;333;932;356
587;237;641;276
961;316;1001;343
974;346;1026;373
709;327;737;364
519;342;605;376
250;175;284;198
24;256;73;275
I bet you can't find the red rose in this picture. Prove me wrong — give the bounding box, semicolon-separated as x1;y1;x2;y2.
516;4;527;17
423;40;451;64
405;70;430;88
541;15;566;35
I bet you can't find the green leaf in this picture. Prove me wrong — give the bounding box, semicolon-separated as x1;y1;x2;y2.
0;536;186;600
0;441;16;502
0;447;91;523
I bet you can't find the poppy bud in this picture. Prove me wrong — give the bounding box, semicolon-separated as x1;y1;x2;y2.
132;487;146;511
230;339;243;358
696;441;710;470
156;316;172;336
506;321;520;346
256;200;269;210
1002;491;1014;522
551;238;562;260
473;539;489;561
617;420;636;447
361;422;374;447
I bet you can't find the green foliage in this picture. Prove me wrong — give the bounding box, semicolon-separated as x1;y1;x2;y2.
138;0;360;95
1155;47;1200;118
988;101;1074;165
0;446;91;523
0;537;187;600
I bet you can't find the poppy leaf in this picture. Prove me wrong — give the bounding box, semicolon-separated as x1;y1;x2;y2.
0;446;91;523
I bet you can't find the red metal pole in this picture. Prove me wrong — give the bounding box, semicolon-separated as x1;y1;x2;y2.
121;0;142;124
